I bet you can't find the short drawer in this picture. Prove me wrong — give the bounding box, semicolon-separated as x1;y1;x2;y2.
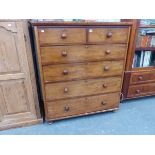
46;92;120;120
43;61;124;82
38;27;86;45
130;71;155;84
88;27;130;44
127;83;155;98
45;77;121;101
40;44;127;65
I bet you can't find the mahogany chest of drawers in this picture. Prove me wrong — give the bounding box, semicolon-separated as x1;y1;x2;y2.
32;21;131;122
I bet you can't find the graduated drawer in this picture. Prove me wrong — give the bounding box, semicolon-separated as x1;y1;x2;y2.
46;92;120;120
130;71;155;84
88;27;130;44
127;83;155;98
45;77;121;101
43;61;124;82
40;44;127;65
38;27;86;45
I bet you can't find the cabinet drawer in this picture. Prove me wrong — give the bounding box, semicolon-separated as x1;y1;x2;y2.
38;27;86;45
40;44;127;65
127;83;155;98
45;77;121;101
43;61;124;82
130;71;155;84
46;93;120;120
88;27;130;43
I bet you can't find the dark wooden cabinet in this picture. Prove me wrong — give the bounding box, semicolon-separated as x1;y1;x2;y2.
122;19;155;99
32;21;131;121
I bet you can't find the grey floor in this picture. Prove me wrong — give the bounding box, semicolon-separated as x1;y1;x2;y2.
0;96;155;135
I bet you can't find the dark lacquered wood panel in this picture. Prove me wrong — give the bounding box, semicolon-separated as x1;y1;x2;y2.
40;44;127;65
46;92;120;120
43;61;124;82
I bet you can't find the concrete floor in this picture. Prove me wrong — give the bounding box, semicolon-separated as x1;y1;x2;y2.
0;96;155;135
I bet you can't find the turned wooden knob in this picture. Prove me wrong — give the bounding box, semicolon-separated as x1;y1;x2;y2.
105;50;111;54
138;76;143;80
103;83;107;88
135;89;140;94
64;87;68;93
101;101;107;105
107;32;113;38
61;50;67;57
104;66;110;71
63;69;69;75
61;33;67;39
64;106;70;112
85;45;88;48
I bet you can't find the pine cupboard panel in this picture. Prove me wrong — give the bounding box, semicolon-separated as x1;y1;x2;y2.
40;44;127;65
46;92;120;120
43;61;124;82
0;21;41;130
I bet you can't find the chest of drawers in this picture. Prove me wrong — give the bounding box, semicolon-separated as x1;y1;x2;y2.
32;22;131;121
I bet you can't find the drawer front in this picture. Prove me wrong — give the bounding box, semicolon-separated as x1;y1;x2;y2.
45;77;121;101
46;93;120;119
88;27;130;43
38;27;86;45
127;83;155;98
43;61;124;82
130;71;155;84
40;44;127;65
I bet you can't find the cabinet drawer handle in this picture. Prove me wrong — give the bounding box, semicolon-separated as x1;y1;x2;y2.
135;89;140;94
101;101;107;105
61;33;67;39
61;50;67;57
104;66;110;71
138;76;143;80
106;32;113;38
63;70;69;75
103;83;107;88
105;50;111;54
64;106;70;112
64;87;68;93
85;45;88;48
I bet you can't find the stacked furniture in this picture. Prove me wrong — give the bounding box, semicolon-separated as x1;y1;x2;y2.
0;20;41;130
32;21;131;122
122;19;155;99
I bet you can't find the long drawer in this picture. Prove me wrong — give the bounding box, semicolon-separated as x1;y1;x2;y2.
43;61;124;82
46;92;120;120
45;77;121;101
127;83;155;98
38;27;86;45
40;44;127;65
88;27;130;43
130;71;155;84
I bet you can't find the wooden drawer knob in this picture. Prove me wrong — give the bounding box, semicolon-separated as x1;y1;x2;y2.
61;51;67;57
105;50;111;54
64;106;70;112
106;32;113;38
85;45;89;48
61;33;67;39
104;66;110;71
135;89;140;94
101;101;107;105
64;87;68;93
63;69;69;75
103;83;107;88
138;76;143;80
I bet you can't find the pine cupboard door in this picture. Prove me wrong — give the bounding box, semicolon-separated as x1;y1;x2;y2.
0;21;41;130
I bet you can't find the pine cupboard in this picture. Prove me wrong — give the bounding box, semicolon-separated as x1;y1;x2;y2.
0;20;41;130
32;21;131;122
